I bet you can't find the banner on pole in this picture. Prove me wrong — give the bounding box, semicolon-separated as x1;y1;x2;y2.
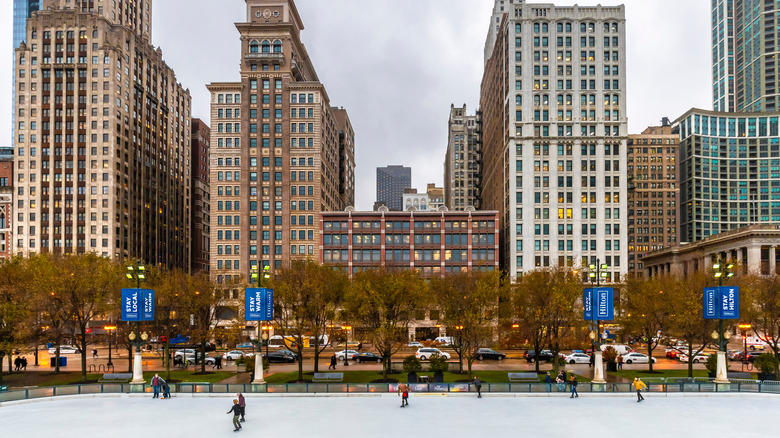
583;288;593;320
594;287;614;320
703;286;739;319
703;287;719;319
245;288;274;321
121;288;155;321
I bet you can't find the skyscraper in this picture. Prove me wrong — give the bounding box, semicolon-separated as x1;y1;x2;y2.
376;165;411;211
192;119;211;274
207;0;355;282
13;0;193;268
444;104;481;210
480;0;628;281
713;0;780;112
12;1;41;145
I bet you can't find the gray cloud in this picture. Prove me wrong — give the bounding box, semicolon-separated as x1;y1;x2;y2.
0;0;711;210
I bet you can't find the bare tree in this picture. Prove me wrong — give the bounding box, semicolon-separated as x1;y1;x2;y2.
620;277;675;372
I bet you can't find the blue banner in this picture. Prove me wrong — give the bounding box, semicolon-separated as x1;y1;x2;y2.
703;287;719;319
583;288;593;320
594;287;614;320
245;288;274;321
718;286;739;319
121;288;155;321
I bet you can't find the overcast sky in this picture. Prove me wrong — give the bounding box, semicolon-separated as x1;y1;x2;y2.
0;0;711;210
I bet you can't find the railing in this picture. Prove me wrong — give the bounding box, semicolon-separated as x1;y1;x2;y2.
3;378;780;404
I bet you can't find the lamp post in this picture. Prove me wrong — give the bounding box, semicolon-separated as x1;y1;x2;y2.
587;260;609;384
251;264;271;384
104;325;117;368
738;323;751;369
341;325;352;366
126;263;148;384
712;260;734;384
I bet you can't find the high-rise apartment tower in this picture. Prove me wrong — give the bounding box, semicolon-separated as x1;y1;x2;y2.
444;104;481;210
376;165;411;211
480;0;628;281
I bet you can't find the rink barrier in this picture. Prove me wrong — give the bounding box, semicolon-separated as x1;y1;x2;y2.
4;378;780;402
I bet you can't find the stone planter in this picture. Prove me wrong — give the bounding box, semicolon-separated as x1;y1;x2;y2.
606;362;618;372
758;373;776;381
407;372;417;383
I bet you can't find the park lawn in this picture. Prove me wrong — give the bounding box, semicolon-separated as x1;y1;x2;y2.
264;370;589;384
612;369;711;380
142;371;235;383
1;371;103;388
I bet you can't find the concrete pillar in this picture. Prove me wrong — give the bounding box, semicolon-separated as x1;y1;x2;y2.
748;245;762;274
771;246;777;276
131;350;145;385
252;351;265;384
592;351;606;384
714;351;729;384
703;255;713;271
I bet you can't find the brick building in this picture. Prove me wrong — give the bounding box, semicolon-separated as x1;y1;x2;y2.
191;119;210;274
0;148;12;259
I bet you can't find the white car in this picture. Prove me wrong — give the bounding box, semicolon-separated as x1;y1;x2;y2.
174;349;196;359
415;348;450;360
183;353;215;366
223;350;245;360
48;345;80;354
565;353;591;364
621;352;657;364
335;349;359;361
679;353;709;364
408;341;423;348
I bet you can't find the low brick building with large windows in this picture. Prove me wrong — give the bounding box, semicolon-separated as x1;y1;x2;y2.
319;209;499;277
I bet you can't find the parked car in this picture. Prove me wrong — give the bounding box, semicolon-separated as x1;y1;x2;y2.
679;353;709;363
665;347;685;359
416;348;450;360
408;341;423;348
621;352;657;364
173;349;197;360
354;352;383;363
523;349;554;363
223;350;245;361
745;337;768;351
335;350;359;361
600;344;633;355
263;349;297;363
183;353;215;366
434;336;455;346
735;351;763;362
48;345;80;354
565;353;592;364
475;348;506;361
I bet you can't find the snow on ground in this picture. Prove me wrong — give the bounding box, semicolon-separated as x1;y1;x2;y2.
3;394;778;437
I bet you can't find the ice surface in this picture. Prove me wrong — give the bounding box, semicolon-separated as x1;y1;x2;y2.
3;393;778;437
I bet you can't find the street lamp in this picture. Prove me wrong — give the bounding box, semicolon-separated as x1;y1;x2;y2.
712;260;734;384
126;262;147;384
587;259;609;384
104;325;117;368
250;264;271;385
341;325;352;366
738;323;752;369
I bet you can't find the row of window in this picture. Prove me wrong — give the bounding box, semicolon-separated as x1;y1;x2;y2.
517;239;622;253
323;249;495;263
526;22;620;34
524;207;621;220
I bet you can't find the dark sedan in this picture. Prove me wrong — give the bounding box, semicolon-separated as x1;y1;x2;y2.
475;348;506;361
523;349;554;363
354;352;384;363
263;349;297;363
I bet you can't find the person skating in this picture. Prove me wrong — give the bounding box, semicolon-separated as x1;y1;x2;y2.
329;354;337;370
633;377;647;402
237;393;246;422
397;382;410;407
569;375;579;398
151;374;161;398
544;372;552;392
226;399;243;432
473;376;482;398
556;372;565;392
161;379;170;399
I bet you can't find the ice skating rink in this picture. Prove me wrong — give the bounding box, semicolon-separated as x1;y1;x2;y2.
3;394;779;437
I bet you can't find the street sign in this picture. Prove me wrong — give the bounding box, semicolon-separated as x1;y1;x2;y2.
245;288;274;321
703;286;739;319
583;288;593;320
120;288;155;322
584;287;614;321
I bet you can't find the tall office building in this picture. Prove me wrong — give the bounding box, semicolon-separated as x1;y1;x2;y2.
713;0;780;112
192;119;211;274
13;1;41;145
207;0;355;283
627;122;679;278
444;104;481;210
376;165;411;211
13;0;193;268
480;0;628;281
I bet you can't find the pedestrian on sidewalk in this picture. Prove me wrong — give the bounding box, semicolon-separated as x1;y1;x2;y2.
226;399;242;432
329;354;337;370
237;393;246;422
617;355;623;370
397;382;410;407
14;357;21;371
216;355;223;369
589;353;595;368
151;373;161;398
92;349;98;359
569;375;579;398
473;376;482;398
544;372;552;391
633;377;647;402
21;357;27;370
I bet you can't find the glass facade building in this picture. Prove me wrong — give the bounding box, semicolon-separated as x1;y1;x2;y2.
13;0;39;49
677;108;780;243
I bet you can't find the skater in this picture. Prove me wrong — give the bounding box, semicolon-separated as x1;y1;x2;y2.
633;378;647;402
397;382;410;407
161;379;170;399
226;399;243;432
329;354;337;370
473;376;482;398
151;373;161;398
570;375;579;398
92;349;98;359
556;371;565;392
617;355;623;370
237;393;246;422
